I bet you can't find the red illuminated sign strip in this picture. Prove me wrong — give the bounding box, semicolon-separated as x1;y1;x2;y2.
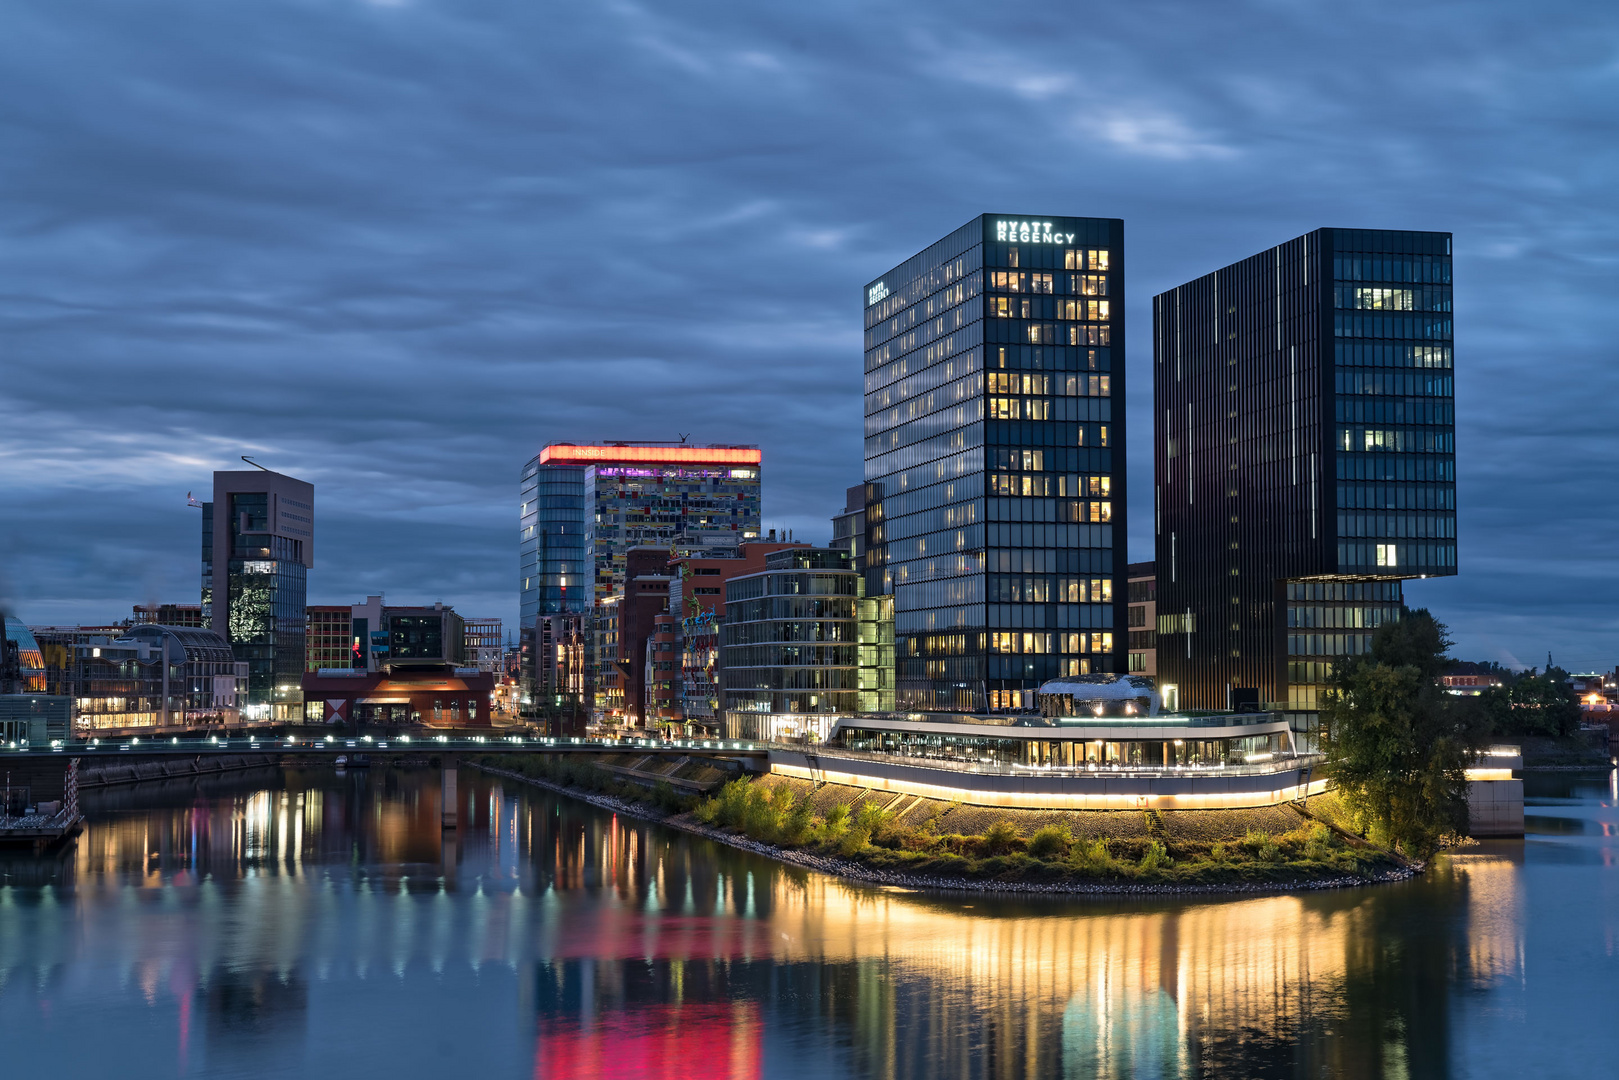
539;445;761;466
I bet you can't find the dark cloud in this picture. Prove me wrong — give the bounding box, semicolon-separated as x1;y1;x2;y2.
2;0;1617;667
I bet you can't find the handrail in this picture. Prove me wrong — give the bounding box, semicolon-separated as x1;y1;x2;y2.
762;741;1323;780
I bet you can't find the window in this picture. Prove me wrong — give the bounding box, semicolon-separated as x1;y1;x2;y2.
1030;272;1053;294
1057;299;1109;321
1077;274;1107;296
1128;605;1147;628
989;397;1022;420
1353;287;1414;310
1376;544;1397;567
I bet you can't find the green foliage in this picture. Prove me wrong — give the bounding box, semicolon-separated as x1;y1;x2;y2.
1027;824;1073;859
1480;667;1581;738
981;819;1020;856
853;801;890;836
1138;840;1172;872
1068;837;1119;875
781;799;816;845
1321;609;1487;858
822;803;850;840
1209;842;1228;862
838;826;871;856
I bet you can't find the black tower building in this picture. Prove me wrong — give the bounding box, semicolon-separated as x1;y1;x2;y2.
1153;228;1455;729
864;214;1128;713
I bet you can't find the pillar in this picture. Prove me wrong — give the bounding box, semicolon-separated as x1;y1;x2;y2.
441;762;458;829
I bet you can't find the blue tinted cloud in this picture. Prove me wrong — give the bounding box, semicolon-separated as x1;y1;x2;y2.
1;0;1616;666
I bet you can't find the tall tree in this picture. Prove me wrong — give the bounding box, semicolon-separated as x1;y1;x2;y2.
1320;609;1487;858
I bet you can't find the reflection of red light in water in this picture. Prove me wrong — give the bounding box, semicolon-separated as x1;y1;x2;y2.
535;1002;760;1080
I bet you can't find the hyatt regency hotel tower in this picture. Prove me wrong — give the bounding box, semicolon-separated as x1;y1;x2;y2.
1153;228;1456;727
864;215;1128;713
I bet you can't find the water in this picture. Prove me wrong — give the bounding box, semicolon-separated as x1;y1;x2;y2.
1;765;1615;1079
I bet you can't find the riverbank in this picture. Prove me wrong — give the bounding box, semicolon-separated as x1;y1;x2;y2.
469;756;1415;896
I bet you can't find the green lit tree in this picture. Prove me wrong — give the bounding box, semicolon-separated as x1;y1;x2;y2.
1320;609;1487;859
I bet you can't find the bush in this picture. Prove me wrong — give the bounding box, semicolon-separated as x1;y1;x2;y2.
692;799;719;825
854;801;890;836
838;827;870;857
1027;824;1073;860
781;799;815;845
1138;840;1172;873
713;779;750;828
982;820;1020;856
1069;837;1119;876
822;804;850;841
1257;841;1282;863
1209;843;1229;862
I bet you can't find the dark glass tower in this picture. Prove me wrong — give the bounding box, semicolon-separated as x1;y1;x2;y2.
1153;228;1455;725
864;214;1127;713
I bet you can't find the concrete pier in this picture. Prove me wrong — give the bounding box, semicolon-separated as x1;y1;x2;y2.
441;763;457;829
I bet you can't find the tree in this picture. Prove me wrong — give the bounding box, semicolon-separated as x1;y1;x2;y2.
1320;609;1488;859
1481;666;1580;738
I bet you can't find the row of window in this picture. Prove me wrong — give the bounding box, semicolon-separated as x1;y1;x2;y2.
986;321;1112;347
1285;581;1402;602
1286;604;1401;629
990;297;1111;322
865;348;981;415
988;270;1107;296
985;521;1113;550
1340;508;1457;537
1336;453;1454;482
1000;244;1111;270
1287;633;1376;657
1338;483;1455;511
1332;254;1451;284
1337;541;1456;569
1334;371;1453;397
1334;285;1451;312
1333;312;1452;340
987;398;1112;428
987;576;1114;603
988;473;1109;500
864;251;974;327
1335;342;1451;369
986;496;1113;524
865;325;974;389
1335;398;1453;425
989;631;1115;654
989;345;1111;373
1337;427;1455;454
985;372;1111;397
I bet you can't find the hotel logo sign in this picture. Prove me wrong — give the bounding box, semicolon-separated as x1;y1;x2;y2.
867;281;890;308
995;220;1076;244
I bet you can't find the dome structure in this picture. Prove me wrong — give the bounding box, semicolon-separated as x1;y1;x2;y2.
1037;674;1160;719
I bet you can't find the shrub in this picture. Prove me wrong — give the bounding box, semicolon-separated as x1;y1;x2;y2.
982;820;1020;856
740;786;778;841
714;779;751;828
854;801;890;838
822;804;850;841
781;800;815;845
1027;824;1073;860
1069;837;1118;875
1242;828;1271;854
1303;822;1336;862
1257;841;1282;863
1138;840;1172;873
692;799;719;826
1209;843;1229;862
838;827;870;857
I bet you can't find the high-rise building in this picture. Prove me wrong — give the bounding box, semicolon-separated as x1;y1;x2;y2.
1153;227;1455;725
863;214;1127;713
206;468;314;720
519;443;763;722
722;548;861;742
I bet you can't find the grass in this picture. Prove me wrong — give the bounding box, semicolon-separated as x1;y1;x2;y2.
682;779;1394;885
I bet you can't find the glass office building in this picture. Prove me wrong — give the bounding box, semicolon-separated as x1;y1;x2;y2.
207;469;314;720
1153;228;1455;723
864;215;1128;713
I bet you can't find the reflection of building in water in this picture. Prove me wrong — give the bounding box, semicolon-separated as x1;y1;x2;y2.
202;968;308;1076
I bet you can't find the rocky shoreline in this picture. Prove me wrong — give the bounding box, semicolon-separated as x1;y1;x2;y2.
469;762;1418;898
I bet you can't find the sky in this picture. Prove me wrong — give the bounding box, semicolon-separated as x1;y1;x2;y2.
2;0;1616;670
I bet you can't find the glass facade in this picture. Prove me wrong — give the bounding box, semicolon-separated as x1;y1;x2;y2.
721;549;860;737
520;461;589;621
1153;228;1455;720
224;493;307;713
864;215;1127;713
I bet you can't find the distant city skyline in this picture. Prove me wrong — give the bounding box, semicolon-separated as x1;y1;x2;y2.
2;2;1616;671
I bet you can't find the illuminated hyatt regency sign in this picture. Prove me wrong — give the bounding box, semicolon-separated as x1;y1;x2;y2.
995;220;1077;244
867;281;890;307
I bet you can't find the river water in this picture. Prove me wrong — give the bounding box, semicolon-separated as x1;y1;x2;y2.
0;765;1614;1079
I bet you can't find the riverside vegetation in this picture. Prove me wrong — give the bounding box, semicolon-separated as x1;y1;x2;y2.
473;752;1398;886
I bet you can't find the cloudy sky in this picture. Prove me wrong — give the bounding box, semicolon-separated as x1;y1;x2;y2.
2;0;1616;670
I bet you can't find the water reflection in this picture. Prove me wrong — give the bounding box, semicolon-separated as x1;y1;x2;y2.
0;767;1610;1078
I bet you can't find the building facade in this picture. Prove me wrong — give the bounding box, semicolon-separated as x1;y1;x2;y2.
206;468;314;720
463;618;503;674
306;605;355;671
1153;227;1455;724
864;214;1127;713
722;548;861;742
68;625;246;731
1126;561;1157;677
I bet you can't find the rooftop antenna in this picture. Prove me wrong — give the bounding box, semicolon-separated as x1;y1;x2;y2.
240;455;271;472
678;433;690;444
185;492;204;508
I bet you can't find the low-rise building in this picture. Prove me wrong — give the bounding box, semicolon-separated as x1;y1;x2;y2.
68;625;247;732
301;662;495;728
